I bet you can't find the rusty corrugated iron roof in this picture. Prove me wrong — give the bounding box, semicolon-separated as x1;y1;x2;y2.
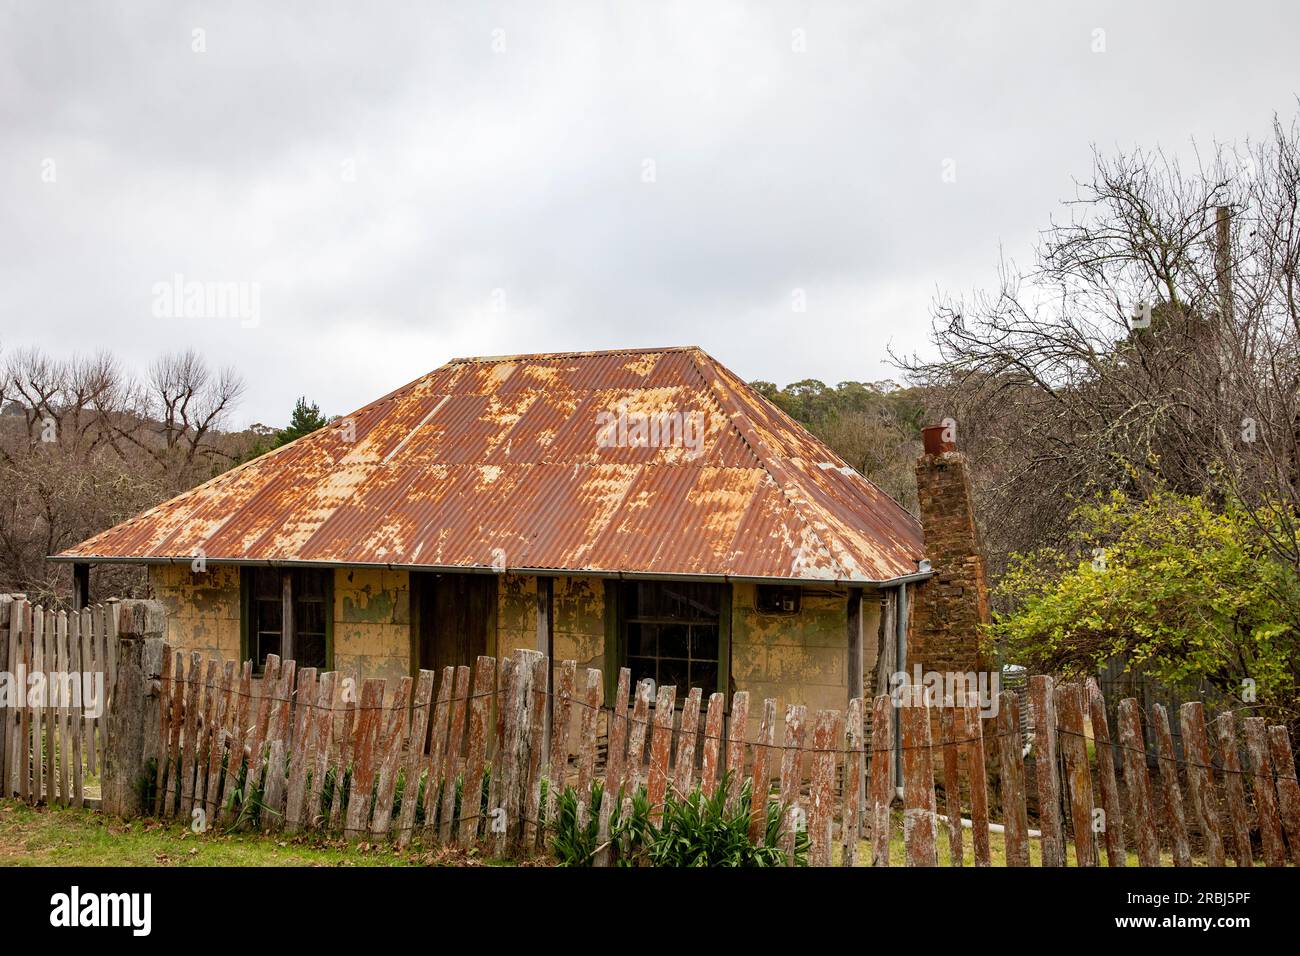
56;347;926;583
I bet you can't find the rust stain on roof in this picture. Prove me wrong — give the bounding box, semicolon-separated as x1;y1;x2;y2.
59;346;925;583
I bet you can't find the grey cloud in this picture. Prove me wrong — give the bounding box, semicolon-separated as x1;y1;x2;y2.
2;0;1298;423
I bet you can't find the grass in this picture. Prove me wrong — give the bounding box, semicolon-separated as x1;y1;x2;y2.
838;810;1227;866
0;799;509;867
2;798;1251;868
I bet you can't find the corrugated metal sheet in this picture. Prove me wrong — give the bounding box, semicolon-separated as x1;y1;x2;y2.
56;347;926;582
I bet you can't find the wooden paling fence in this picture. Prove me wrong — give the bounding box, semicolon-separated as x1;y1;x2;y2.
0;597;118;808
144;644;1300;866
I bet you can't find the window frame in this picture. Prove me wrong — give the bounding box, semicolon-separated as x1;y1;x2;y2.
604;579;731;707
240;566;334;672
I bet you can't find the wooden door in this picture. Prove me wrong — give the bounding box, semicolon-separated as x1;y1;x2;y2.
414;572;496;673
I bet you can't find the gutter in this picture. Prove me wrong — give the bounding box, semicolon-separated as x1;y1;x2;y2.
48;553;935;589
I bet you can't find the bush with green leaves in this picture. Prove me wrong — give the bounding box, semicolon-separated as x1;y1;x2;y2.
551;771;807;867
990;489;1300;728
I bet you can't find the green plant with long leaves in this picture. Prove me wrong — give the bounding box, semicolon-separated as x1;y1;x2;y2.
551;772;806;867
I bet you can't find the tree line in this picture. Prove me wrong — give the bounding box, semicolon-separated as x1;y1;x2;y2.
0;346;329;603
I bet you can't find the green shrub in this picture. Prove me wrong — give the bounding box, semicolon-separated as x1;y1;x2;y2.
551;771;806;867
991;489;1300;727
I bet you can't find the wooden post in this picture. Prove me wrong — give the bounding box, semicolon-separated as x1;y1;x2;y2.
1242;717;1286;867
102;600;166;819
1057;683;1098;867
1151;703;1191;867
724;690;750;809
868;695;893;866
996;690;1030;867
0;596;13;793
779;702;807;865
1266;726;1300;866
440;665;471;842
939;702;963;867
423;666;454;840
962;702;991;867
535;576;553;757
841;697;866;865
809;709;840;867
544;659;577;832
699;691;724;797
70;563;89;611
459;658;496;844
308;671;338;833
522;652;548;851
846;588;863;702
1086;678;1127;867
1028;675;1064;866
370;675;411;840
1214;712;1253;867
672;686;702;799
625;678;653;796
646;683;676;820
1179;701;1225;867
18;604;33;803
500;649;536;853
344;679;383;840
604;668;630;800
1118;698;1161;867
901;701;937;866
751;697;778;842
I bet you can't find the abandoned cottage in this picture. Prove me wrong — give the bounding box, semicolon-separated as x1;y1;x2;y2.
55;347;987;720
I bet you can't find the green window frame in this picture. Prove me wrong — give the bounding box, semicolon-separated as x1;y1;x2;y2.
240;567;334;672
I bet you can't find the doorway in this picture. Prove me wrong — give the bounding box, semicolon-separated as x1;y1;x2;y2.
412;572;497;674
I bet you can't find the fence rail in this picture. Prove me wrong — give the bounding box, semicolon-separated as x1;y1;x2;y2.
4;594;1298;867
140;644;1300;867
0;597;117;807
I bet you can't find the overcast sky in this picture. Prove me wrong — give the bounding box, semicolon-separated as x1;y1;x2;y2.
2;1;1298;427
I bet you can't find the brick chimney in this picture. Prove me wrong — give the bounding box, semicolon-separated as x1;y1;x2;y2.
909;424;989;673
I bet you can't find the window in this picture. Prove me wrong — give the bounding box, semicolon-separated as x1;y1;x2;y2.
756;584;801;615
620;581;724;697
247;568;283;665
241;568;332;671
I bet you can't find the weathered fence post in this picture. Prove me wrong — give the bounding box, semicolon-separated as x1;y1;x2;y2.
0;595;14;790
1028;675;1064;867
102;599;166;819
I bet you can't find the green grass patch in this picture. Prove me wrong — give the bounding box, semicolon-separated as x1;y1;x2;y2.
0;799;508;867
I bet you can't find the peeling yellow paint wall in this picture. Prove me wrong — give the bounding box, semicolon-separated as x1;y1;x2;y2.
148;564;414;684
333;567;411;683
148;565;882;717
498;574;607;699
552;576;605;672
496;573;537;658
147;564;241;662
730;583;881;730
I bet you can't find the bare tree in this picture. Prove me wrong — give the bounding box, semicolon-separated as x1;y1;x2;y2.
0;345;251;602
896;110;1300;581
146;348;245;470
